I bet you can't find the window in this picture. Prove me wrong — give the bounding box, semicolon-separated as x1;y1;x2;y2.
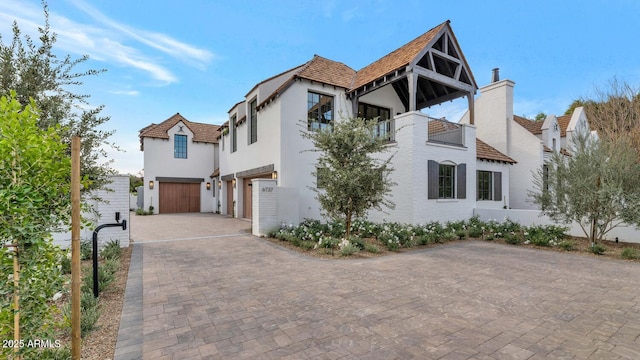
231;115;237;153
316;167;329;189
249;99;257;144
358;102;393;140
552;138;557;151
428;161;466;199
477;171;493;200
308;92;333;131
174;134;187;158
439;164;455;199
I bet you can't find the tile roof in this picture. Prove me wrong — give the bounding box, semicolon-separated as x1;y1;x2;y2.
139;113;220;150
427;118;460;134
258;55;355;109
513;115;543;135
556;114;571;137
476;139;516;164
352;21;449;90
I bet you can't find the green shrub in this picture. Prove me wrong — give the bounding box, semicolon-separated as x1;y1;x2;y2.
504;233;520;244
467;227;483;238
348;236;365;250
455;229;466;240
98;266;115;292
100;239;121;260
80;240;93;260
590;243;607;255
317;236;339;249
621;248;640;259
299;240;316;250
445;220;466;232
558;240;574;251
415;235;432;245
529;232;551;247
60;251;72;275
340;243;360;256
102;258;120;275
40;345;72;360
364;243;380;253
484;233;495;241
441;231;457;242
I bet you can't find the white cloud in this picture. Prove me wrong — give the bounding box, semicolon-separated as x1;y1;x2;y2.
109;90;140;96
67;0;214;67
0;0;213;84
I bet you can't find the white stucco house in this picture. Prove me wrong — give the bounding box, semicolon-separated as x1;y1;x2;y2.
460;72;592;210
215;20;516;227
139;113;220;214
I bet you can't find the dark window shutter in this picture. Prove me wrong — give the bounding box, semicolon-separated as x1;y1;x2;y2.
494;171;502;201
428;160;438;199
457;163;466;199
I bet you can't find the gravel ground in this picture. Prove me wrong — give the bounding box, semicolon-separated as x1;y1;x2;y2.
82;245;132;360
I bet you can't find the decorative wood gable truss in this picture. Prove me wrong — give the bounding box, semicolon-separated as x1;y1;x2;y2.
349;21;478;119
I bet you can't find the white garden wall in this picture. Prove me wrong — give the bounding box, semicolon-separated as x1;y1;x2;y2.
474;208;640;244
52;175;131;249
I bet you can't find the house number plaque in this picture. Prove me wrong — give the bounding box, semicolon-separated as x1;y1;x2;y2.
261;187;274;192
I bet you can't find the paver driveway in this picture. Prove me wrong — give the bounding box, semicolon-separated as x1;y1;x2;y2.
115;213;640;359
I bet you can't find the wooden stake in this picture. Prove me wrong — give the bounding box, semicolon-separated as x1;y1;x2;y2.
10;244;20;360
71;137;81;359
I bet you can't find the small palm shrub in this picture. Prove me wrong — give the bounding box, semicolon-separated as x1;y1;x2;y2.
364;243;380;253
467;227;483;238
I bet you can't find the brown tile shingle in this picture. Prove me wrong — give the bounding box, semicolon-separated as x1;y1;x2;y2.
513;115;543;135
352;21;449;90
139;113;220;150
476;138;516;164
556;114;571;137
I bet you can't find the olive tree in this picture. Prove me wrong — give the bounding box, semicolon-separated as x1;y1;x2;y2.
0;2;117;193
0;92;70;358
530;132;640;245
302;117;396;238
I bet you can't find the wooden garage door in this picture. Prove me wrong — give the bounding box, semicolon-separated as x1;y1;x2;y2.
159;182;200;213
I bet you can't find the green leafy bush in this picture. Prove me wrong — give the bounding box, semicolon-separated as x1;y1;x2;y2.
590;243;607;255
100;239;121;260
467;227;483;238
364;243;380;253
80;240;93;260
558;240;574;251
299;240;316;250
455;229;467;240
340;243;360;256
504;233;520;244
621;248;640;259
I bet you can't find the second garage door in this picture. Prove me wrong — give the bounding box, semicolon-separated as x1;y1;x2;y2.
159;182;200;213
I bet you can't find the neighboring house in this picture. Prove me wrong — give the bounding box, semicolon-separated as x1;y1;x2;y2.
216;20;515;226
460;71;591;210
139;113;220;214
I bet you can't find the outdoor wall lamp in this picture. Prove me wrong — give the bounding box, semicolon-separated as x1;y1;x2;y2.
206;182;211;190
271;171;278;180
148;180;154;189
218;180;222;189
232;179;236;188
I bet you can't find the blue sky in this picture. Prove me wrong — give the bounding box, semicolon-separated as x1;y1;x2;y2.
1;0;639;175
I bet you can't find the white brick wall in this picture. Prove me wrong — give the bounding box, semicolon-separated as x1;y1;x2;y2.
52;175;130;249
252;179;278;236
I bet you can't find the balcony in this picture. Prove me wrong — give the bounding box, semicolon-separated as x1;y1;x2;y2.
373;118;395;142
427;117;464;147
